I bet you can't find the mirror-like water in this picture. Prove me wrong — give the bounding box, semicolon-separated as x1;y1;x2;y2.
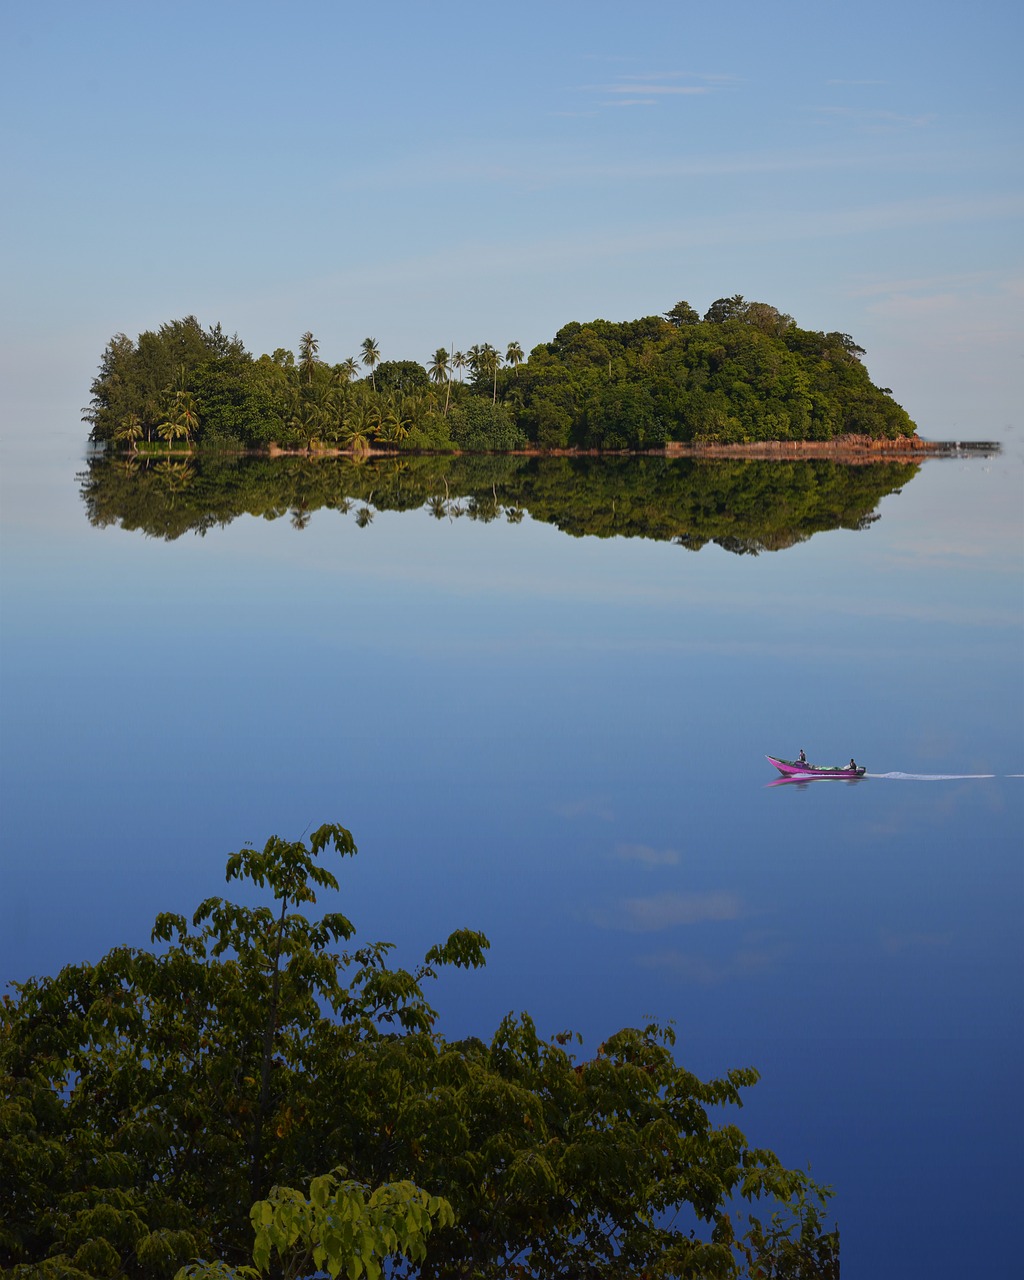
2;445;1021;1277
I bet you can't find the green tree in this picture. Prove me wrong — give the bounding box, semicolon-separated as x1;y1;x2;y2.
473;343;500;403
299;332;320;384
370;360;429;397
178;1171;454;1280
360;338;381;392
429;348;452;414
664;299;700;326
113;413;143;453
1;820;837;1280
704;295;748;323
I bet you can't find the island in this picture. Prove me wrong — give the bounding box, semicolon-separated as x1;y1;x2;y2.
85;296;920;456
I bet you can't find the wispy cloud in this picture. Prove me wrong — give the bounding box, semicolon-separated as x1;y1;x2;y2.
880;930;954;954
636;940;786;984
615;843;681;866
590;890;742;933
809;105;935;130
316;193;1024;290
581;70;730;108
551;796;615;822
605;85;711;97
848;270;1002;298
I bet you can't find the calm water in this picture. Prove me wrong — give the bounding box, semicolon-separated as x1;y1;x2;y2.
1;441;1022;1277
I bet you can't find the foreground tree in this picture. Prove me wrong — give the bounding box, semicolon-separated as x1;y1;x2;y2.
0;823;837;1279
179;1171;454;1280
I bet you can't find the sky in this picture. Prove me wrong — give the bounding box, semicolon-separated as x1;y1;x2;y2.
1;0;1022;446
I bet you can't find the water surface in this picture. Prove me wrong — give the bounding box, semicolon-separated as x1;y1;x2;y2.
1;444;1021;1277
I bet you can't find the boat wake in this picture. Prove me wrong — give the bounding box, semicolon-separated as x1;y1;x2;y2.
868;771;996;781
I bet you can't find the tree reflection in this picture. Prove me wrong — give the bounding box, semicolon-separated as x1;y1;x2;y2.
79;453;923;552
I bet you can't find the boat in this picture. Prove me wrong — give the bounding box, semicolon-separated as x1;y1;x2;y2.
767;754;866;779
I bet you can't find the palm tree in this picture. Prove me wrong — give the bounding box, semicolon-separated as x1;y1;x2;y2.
173;391;199;447
361;338;381;391
429;348;452;414
157;415;187;453
506;341;524;375
478;343;501;403
428;347;450;386
376;404;409;445
114;413;143;453
299;332;320;384
340;403;373;455
337;356;360;383
452;351;467;382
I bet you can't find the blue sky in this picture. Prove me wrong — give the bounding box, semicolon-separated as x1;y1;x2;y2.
1;0;1021;442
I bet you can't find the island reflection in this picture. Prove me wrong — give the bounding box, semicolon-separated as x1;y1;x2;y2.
78;454;920;553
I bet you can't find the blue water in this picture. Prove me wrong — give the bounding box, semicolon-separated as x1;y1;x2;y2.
1;439;1021;1277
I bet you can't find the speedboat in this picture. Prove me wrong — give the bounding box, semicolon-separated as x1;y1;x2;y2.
767;754;866;779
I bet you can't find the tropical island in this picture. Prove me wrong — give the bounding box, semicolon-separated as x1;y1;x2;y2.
85;296;919;456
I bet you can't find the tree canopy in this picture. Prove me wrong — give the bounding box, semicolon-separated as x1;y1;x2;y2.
84;299;916;454
1;822;838;1279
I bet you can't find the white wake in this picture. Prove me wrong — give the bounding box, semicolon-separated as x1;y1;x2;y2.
868;771;996;781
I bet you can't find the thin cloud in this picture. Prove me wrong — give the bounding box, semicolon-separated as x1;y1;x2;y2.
881;930;954;954
605;84;710;96
615;843;681;866
591;890;742;933
848;270;1000;297
810;105;936;129
582;70;727;108
551;797;615;822
636;941;785;984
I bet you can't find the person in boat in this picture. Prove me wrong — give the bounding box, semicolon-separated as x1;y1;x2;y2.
798;749;807;763
849;758;857;771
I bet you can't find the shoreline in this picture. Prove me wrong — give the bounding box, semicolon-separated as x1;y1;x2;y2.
661;435;1000;463
113;434;1001;464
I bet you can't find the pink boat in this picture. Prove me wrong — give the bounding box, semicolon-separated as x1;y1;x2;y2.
767;754;866;779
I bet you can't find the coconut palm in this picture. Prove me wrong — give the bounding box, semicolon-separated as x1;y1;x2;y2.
361;338;381;391
428;347;450;386
478;344;501;403
506;341;524;375
173;391;199;446
157;414;187;453
429;348;452;414
340;403;373;455
337;356;360;383
299;332;320;383
114;413;143;453
452;351;467;382
376;404;409;445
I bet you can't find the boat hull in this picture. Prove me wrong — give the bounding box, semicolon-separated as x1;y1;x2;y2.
767;754;866;779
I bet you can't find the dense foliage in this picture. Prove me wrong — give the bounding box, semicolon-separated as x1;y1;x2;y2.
1;824;838;1279
78;451;919;550
84;299;915;454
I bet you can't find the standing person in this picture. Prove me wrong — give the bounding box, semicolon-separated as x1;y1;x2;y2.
799;749;807;764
